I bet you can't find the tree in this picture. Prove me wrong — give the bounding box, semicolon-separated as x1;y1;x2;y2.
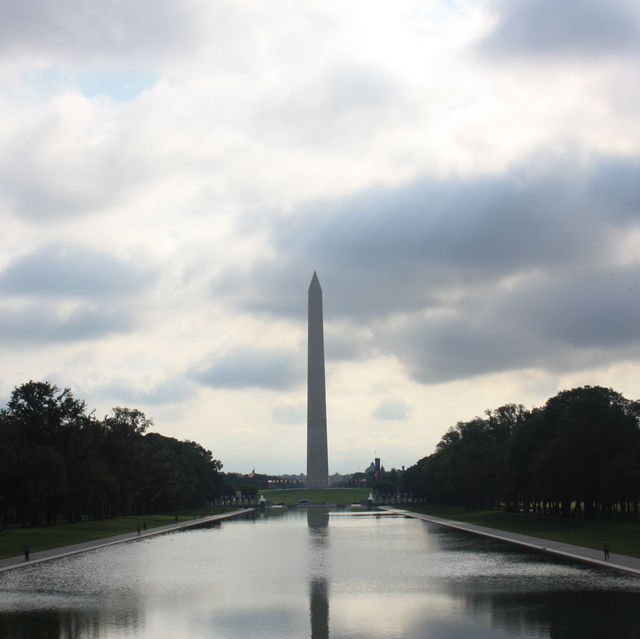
2;381;91;524
7;380;87;448
240;484;258;497
373;481;398;494
407;385;640;518
218;482;238;497
538;386;640;516
0;382;226;526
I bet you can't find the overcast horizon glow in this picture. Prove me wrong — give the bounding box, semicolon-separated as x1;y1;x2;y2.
2;0;640;475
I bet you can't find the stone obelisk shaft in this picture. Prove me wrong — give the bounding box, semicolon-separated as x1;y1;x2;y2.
307;271;328;489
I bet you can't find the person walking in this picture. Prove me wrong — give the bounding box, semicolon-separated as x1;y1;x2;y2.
24;543;30;561
603;539;610;561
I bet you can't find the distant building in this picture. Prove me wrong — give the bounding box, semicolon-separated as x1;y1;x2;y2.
365;458;385;481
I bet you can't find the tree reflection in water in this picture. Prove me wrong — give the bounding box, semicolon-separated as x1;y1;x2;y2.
0;604;143;639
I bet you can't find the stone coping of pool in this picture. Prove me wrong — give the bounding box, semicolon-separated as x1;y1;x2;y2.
387;507;640;576
0;509;254;573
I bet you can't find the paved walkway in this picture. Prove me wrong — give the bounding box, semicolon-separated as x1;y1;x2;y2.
385;508;640;576
0;509;253;573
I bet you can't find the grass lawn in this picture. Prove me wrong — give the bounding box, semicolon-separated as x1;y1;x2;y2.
0;508;230;560
405;504;640;558
262;487;369;505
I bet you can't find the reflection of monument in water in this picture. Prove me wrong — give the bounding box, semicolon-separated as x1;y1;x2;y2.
306;272;330;636
307;509;330;639
307;271;329;489
310;577;329;639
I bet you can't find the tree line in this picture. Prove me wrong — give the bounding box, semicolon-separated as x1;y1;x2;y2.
404;386;640;518
0;381;223;528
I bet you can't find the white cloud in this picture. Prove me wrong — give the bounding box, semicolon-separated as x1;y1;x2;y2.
373;400;412;421
273;403;306;425
2;0;640;474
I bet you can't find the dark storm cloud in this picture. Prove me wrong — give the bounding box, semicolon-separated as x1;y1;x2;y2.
0;304;133;344
386;264;640;384
480;0;640;58
218;154;634;321
213;152;640;384
501;267;640;348
0;246;153;298
392;313;535;384
192;348;303;391
0;0;197;63
586;156;640;221
325;331;373;362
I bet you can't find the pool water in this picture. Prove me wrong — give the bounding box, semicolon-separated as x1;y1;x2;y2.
1;509;639;638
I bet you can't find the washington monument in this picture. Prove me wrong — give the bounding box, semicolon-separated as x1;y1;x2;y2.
307;271;329;489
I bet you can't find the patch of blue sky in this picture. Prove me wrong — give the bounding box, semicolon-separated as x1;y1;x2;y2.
410;0;477;31
25;67;158;101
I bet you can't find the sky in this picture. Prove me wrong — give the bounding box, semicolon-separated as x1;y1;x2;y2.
2;0;640;476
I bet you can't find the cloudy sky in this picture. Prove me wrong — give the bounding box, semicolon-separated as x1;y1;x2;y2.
2;0;640;475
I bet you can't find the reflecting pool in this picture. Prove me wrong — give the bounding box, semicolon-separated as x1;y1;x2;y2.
1;509;639;638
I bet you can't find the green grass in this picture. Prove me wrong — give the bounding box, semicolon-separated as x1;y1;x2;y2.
0;509;230;560
262;487;369;505
405;504;640;558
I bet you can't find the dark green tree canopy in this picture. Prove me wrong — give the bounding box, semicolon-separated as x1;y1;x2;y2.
405;386;640;517
0;380;224;528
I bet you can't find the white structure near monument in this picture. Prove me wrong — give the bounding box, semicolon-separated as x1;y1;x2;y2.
307;271;329;489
